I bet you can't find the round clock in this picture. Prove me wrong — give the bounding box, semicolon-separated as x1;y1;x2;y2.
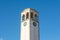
23;22;27;26
33;22;37;27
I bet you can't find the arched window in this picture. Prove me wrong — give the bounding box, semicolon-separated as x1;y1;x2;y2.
35;14;38;21
22;15;25;21
26;12;29;19
31;12;33;18
35;14;37;18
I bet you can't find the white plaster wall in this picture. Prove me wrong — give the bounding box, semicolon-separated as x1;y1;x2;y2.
20;20;30;40
20;8;30;40
30;20;39;40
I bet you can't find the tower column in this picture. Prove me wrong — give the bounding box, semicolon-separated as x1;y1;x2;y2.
20;8;40;40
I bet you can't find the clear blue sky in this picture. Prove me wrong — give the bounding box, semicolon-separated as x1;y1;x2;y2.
0;0;60;40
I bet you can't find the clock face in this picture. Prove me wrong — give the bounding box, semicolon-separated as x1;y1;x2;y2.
33;22;37;27
23;22;27;26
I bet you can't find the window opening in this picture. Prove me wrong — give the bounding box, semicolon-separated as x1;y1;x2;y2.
22;15;25;21
31;12;33;18
26;12;29;19
35;14;38;18
35;14;38;21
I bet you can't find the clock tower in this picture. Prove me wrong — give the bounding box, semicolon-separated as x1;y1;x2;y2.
20;8;40;40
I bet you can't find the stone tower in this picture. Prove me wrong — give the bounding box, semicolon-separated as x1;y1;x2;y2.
20;8;40;40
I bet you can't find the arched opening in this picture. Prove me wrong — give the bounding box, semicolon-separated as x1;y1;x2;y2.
31;12;33;18
35;14;38;20
22;15;25;21
26;12;29;19
35;14;38;18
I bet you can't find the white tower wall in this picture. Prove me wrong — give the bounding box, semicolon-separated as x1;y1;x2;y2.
20;8;40;40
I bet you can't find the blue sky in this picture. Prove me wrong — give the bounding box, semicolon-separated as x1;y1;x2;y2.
0;0;60;40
